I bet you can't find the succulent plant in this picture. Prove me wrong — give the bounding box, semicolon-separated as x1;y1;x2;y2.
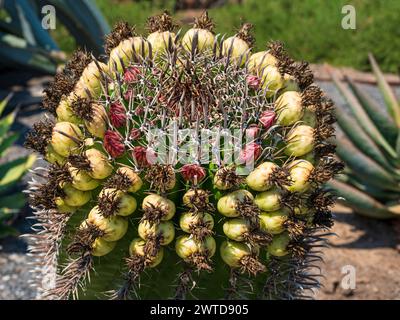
328;55;400;219
0;95;36;239
25;12;342;300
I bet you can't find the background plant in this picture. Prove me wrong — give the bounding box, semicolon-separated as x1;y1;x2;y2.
0;95;36;239
328;56;400;219
0;0;109;73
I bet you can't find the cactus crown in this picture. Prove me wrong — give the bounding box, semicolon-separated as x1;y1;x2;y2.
193;11;215;32
104;21;136;55
25;12;341;300
146;10;177;33
237;22;255;47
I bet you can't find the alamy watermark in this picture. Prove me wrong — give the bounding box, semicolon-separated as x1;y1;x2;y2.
341;264;356;290
143;125;262;174
41;5;56;30
341;5;356;30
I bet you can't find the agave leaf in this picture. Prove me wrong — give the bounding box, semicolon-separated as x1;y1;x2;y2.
334;108;395;172
0;93;13;115
39;0;109;55
346;76;398;147
1;0;109;71
0;208;13;221
0;224;19;239
335;129;400;190
15;0;36;46
0;154;36;192
326;179;396;219
0;193;26;209
368;53;400;127
0;33;57;73
0;133;19;158
396;128;400;156
0;95;19;157
0;110;17;138
339;172;400;201
0;20;22;37
2;0;23;35
386;203;400;216
330;68;397;158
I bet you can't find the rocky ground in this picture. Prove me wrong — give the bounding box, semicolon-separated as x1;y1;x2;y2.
0;253;36;300
1;80;400;300
315;206;400;300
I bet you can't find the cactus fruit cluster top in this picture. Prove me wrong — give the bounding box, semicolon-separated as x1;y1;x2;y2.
25;12;342;299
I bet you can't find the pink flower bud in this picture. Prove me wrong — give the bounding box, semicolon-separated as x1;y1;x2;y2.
134;106;144;116
245;124;260;139
109;101;127;128
239;142;262;164
132;146;156;168
158;94;167;106
104;130;125;158
259;110;276;130
180;164;206;184
124;66;141;83
130;128;141;140
152;68;161;76
124;89;134;101
246;75;261;90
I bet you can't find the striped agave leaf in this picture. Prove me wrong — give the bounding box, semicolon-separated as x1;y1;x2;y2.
329;56;400;219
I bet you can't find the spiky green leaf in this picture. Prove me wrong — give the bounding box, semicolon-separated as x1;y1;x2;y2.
0;154;36;192
368;53;400;127
0;193;26;210
326;179;397;219
330;68;397;158
0;110;17;138
0;133;19;158
346;76;398;146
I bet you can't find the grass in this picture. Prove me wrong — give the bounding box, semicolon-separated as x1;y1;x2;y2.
57;0;400;73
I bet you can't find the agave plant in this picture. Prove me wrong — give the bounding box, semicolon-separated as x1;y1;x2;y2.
25;12;341;300
0;0;109;73
327;56;400;219
0;95;36;238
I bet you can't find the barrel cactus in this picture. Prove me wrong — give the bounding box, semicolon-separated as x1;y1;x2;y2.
25;12;342;299
328;55;400;219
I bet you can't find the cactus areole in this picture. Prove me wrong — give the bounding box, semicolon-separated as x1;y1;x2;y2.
25;12;342;300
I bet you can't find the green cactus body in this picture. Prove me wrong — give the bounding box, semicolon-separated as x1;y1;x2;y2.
25;12;341;300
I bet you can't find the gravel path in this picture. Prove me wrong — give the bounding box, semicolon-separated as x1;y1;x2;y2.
0;252;37;300
0;80;399;300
